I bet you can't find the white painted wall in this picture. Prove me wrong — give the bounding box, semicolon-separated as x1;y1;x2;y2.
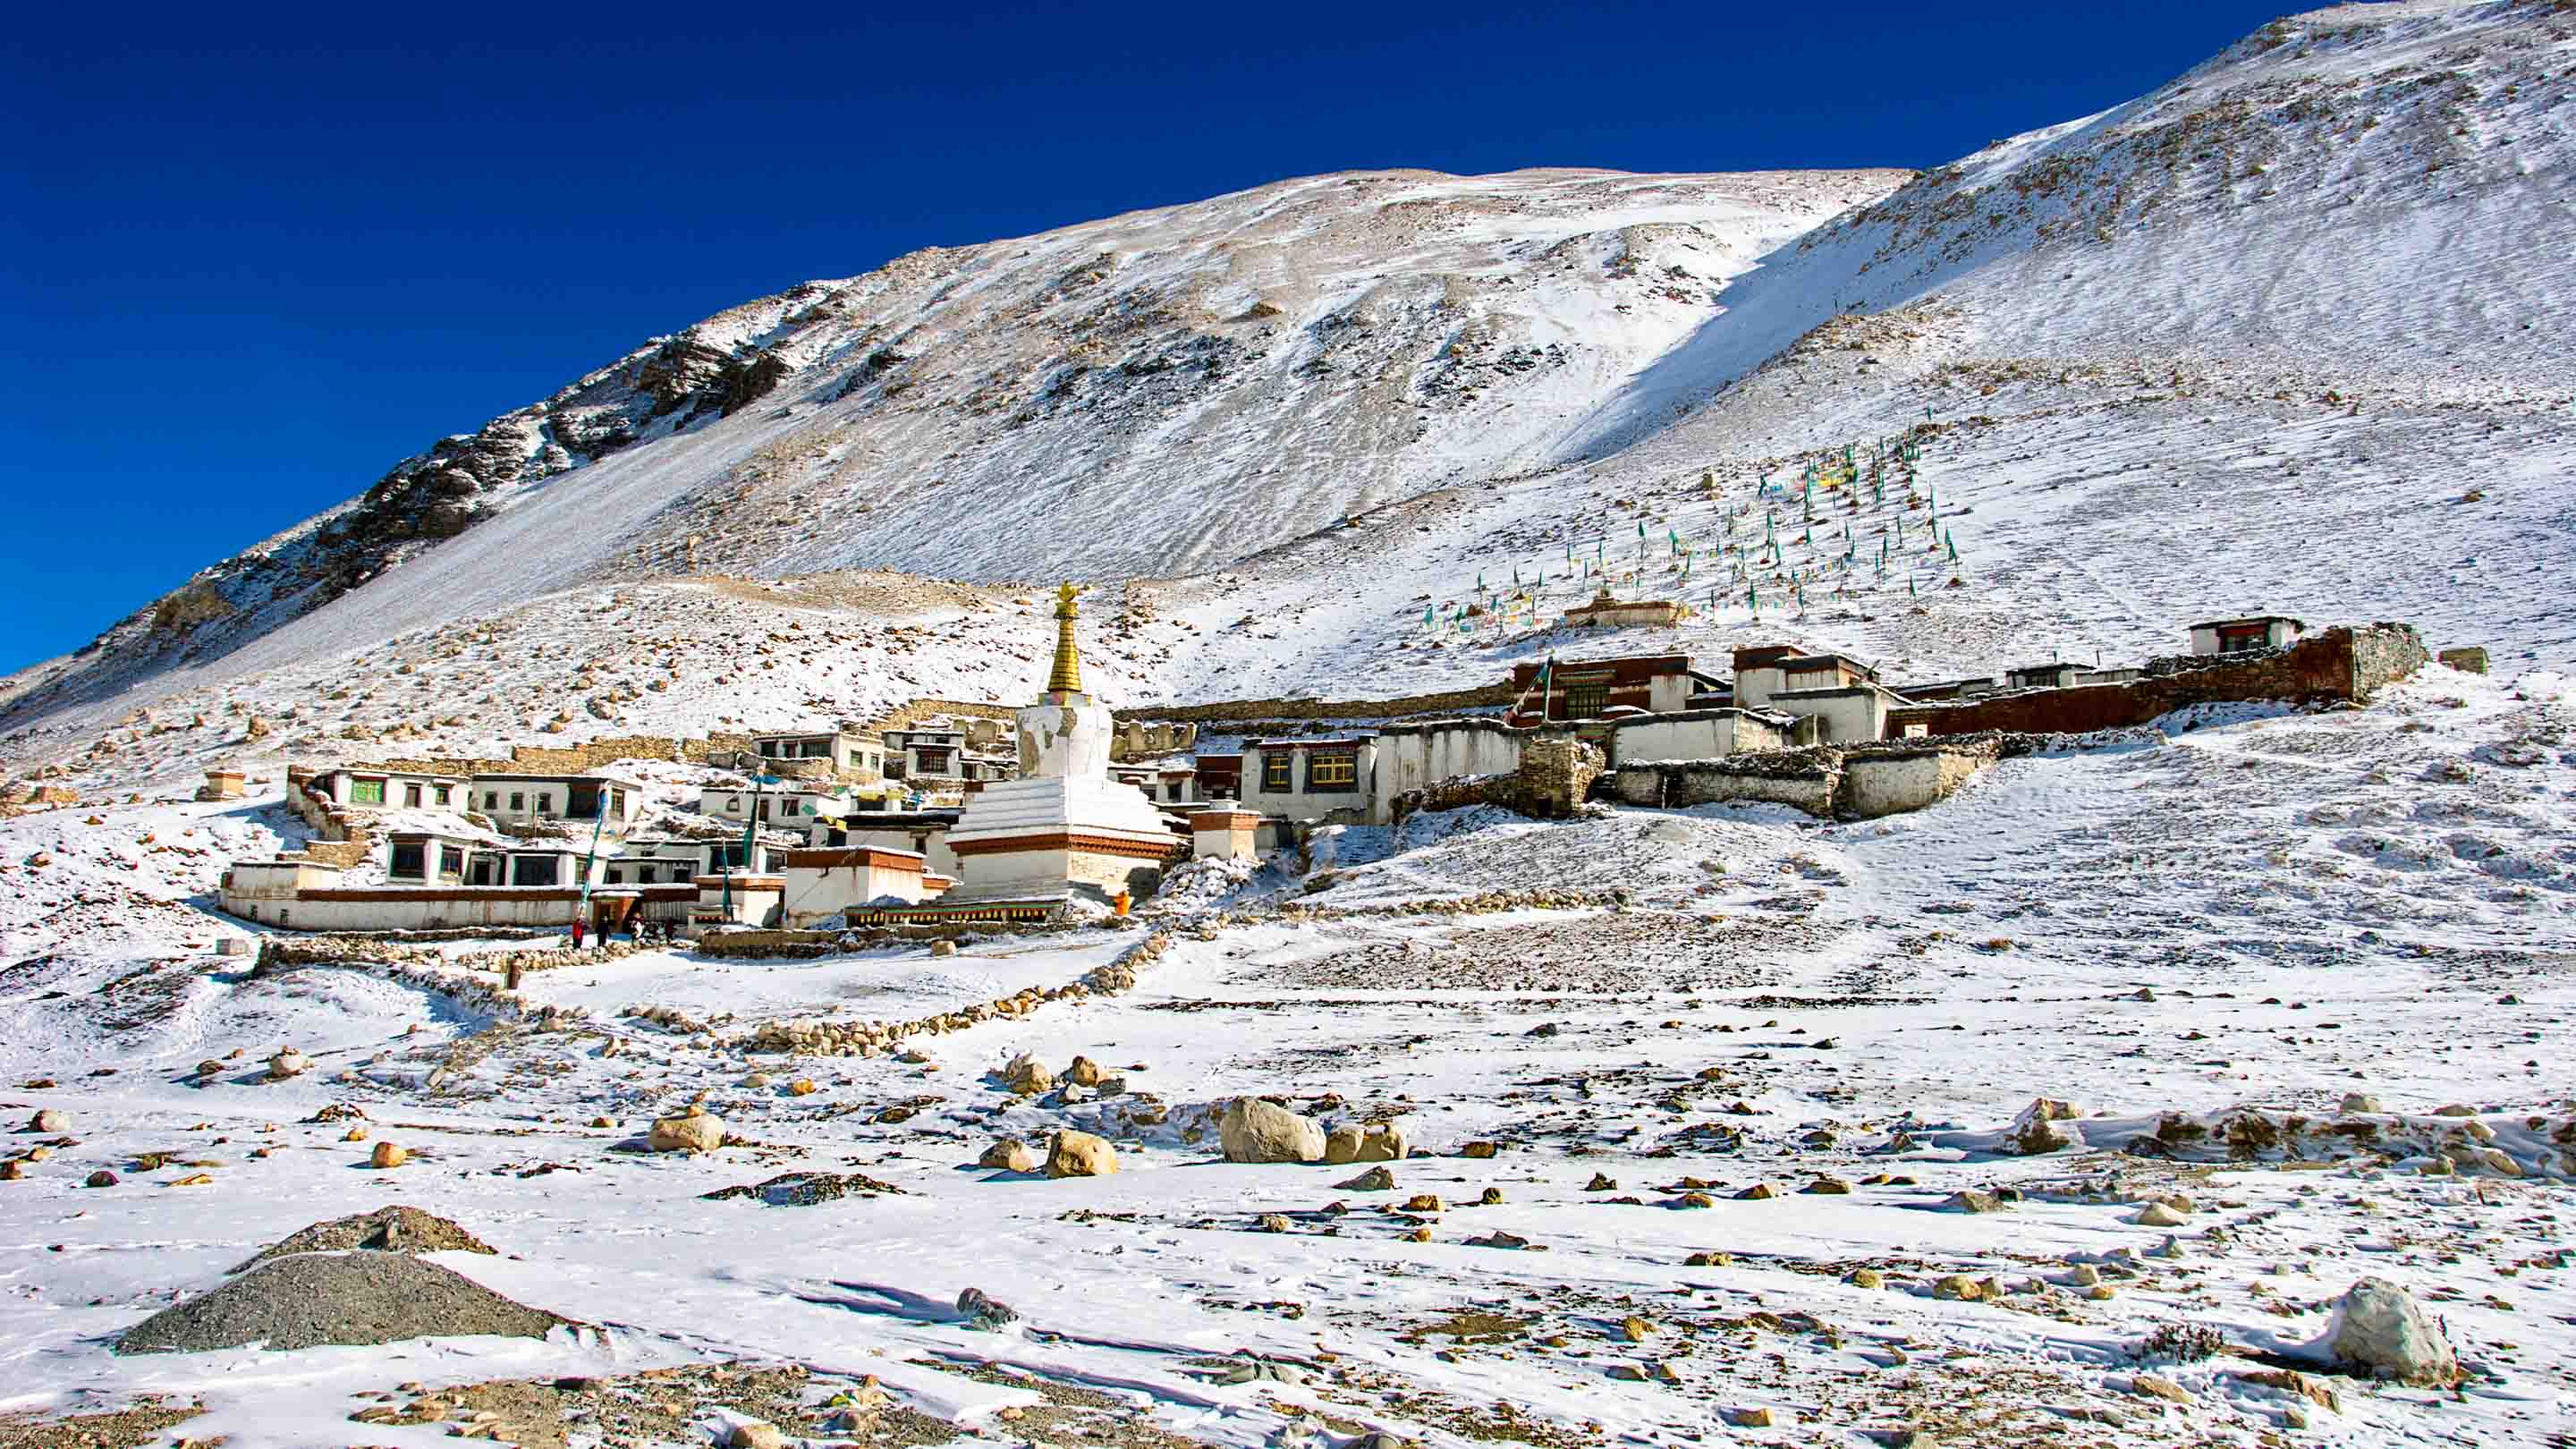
1369;727;1520;824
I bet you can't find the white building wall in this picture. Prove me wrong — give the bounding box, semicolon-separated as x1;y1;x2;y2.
1243;742;1378;824
1368;728;1521;825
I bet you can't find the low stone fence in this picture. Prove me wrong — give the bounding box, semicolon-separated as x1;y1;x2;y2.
254;935;650;976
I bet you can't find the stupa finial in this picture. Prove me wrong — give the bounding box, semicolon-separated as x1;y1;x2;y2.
1046;582;1083;695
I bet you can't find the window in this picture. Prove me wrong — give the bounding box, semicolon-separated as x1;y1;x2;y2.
438;847;465;877
1262;753;1292;792
781;798;801;817
433;785;451;807
534;793;551;814
389;842;426;878
1566;683;1609;719
606;867;623;885
1308;753;1359;792
509;792;525;811
403;784;423;808
350;777;386;805
916;748;952;774
483;792;498;809
510;855;561;886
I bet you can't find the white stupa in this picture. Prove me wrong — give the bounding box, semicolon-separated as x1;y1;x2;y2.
943;584;1179;902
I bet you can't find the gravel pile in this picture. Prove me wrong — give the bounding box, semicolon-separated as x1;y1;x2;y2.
230;1205;497;1272
116;1252;570;1355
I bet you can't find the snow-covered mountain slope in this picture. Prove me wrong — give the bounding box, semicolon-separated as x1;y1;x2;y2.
0;166;1901;725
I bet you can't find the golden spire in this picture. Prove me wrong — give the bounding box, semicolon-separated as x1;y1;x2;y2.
1046;581;1083;695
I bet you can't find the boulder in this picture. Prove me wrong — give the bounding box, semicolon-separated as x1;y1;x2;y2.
2338;1093;2383;1114
1324;1125;1365;1165
26;1109;65;1133
1063;1055;1104;1088
267;1048;310;1080
2322;1277;2460;1385
978;1139;1039;1173
2133;1201;2189;1227
369;1141;408;1169
1046;1131;1117;1178
1355;1123;1409;1162
2009;1097;2077;1155
1001;1054;1055;1096
1336;1165;1395;1191
648;1110;724;1154
1220;1098;1325;1164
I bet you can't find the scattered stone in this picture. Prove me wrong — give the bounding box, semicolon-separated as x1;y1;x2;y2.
1063;1055;1105;1087
2230;1368;2340;1414
1324;1125;1365;1165
1619;1315;1656;1343
648;1109;724;1154
928;939;957;958
1942;1190;2005;1214
1932;1275;1981;1301
1460;1140;1500;1158
1722;1407;1774;1428
1462;1230;1530;1250
267;1049;309;1080
1734;1182;1776;1200
957;1286;1018;1330
115;1252;571;1354
26;1109;66;1133
1336;1165;1395;1191
0;1160;21;1181
1046;1131;1117;1177
2323;1277;2460;1385
1402;1193;1444;1213
85;1169;118;1188
1259;1214;1293;1233
1686;1251;1733;1267
1219;1097;1325;1164
1585;1172;1618;1191
369;1141;408;1169
2133;1201;2189;1227
1848;1267;1884;1289
2339;1093;2383;1114
2432;1104;2476;1118
2129;1375;2190;1403
727;1424;788;1449
1802;1174;1852;1195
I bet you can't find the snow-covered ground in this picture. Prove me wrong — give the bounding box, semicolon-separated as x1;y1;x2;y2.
3;665;2569;1446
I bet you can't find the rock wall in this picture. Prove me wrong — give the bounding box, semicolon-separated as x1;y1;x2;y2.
1888;625;2426;738
1615;740;1997;819
1513;738;1606;819
1116;682;1518;725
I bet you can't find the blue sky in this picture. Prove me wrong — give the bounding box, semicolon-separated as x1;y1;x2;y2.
1;1;2299;673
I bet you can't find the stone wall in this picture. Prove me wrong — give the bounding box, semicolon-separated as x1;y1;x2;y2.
1116;681;1519;725
861;698;1019;734
1614;740;1997;820
364;732;707;779
1888;625;2426;739
1513;738;1605;820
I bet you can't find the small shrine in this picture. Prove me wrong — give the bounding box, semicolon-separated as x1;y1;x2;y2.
942;584;1180;902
